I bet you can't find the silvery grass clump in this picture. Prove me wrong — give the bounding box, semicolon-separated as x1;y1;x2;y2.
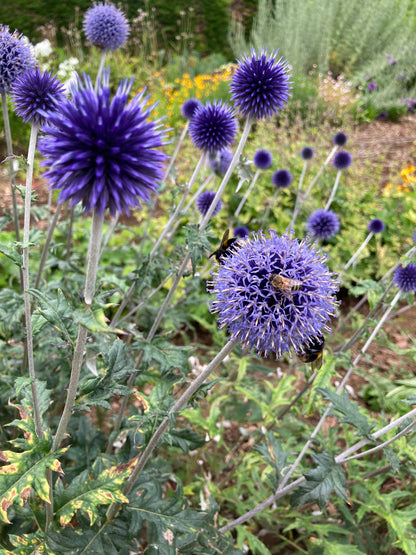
1;11;416;551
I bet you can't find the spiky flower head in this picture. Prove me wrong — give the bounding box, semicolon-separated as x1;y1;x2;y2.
208;149;233;176
230;48;291;120
333;151;352;170
272;169;292;188
368;218;385;234
0;25;36;94
301;146;314;160
393;263;416;292
333;132;348;146
196;190;222;216
38;69;167;217
209;230;339;359
189;101;237;153
83;1;129;51
253;149;272;170
234;225;249;238
181;98;201;119
307;209;340;240
11;68;66;124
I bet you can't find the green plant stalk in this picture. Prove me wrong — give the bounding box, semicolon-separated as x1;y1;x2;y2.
289;160;308;229
22;122;43;439
344;231;374;270
100;213;119;258
163;120;190;182
260;187;279;229
95;50;107;91
34;203;62;289
324;169;342;211
106;338;237;522
65;206;75;260
234;168;260;218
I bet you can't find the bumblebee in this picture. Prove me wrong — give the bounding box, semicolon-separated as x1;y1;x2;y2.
209;229;239;264
297;335;325;371
269;273;303;301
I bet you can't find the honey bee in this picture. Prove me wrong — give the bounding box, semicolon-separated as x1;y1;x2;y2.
209;229;239;264
269;273;303;301
297;335;325;371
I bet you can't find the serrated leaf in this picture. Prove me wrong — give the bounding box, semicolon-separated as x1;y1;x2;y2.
317;387;376;439
184;225;212;275
73;304;123;334
134;336;191;375
0;242;23;267
28;288;76;345
254;433;289;488
384;447;401;473
291;451;347;510
306;355;336;416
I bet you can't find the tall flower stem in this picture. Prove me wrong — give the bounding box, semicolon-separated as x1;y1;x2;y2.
106;339;237;521
95;50;107;91
52;210;104;451
34;203;62;289
289;160;308;229
235;168;260;218
344;232;374;270
324;170;342;211
22;122;43;439
100;214;119;258
260;188;279;229
163;120;190;182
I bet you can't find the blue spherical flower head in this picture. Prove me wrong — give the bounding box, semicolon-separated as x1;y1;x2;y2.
368;218;385;234
196;190;222;216
231;48;291;120
333;151;352;170
181;98;201;119
209;230;339;359
0;25;36;94
393;263;416;293
208;149;234;176
83;1;130;51
301;146;314;160
333;132;348;147
234;225;249;239
11;68;66;124
307;209;340;240
272;169;292;188
38;70;167;217
254;149;272;170
189;101;237;153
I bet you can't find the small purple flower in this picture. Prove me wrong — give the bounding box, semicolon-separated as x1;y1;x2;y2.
367;82;377;92
38;70;167;217
208;231;339;359
272;169;292;188
83;1;130;51
234;225;249;239
196;190;222;216
368;218;385;234
208;149;234;176
253;149;273;170
386;54;397;66
301;146;314;160
307;209;340;240
189;101;237;153
333;151;352;170
376;112;389;120
181;98;201;119
0;25;36;94
393;263;416;293
230;48;291;120
333;132;348;147
11;68;66;124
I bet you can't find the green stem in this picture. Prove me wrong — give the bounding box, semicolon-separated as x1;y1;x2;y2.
234;168;260;218
34;203;62;289
163;120;190;182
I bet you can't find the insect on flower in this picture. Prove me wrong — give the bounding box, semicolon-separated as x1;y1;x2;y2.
297;335;325;371
269;272;303;302
209;229;240;264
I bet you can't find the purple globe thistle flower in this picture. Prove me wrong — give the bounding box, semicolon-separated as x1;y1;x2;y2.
83;1;130;51
189;101;237;153
209;231;339;359
368;218;385;234
307;209;340;240
253;149;273;170
272;169;293;189
333;151;352;170
393;263;416;293
11;68;66;124
181;98;201;119
208;149;234;176
196;190;222;216
230;48;291;120
38;70;167;217
0;25;36;94
301;146;314;160
234;225;249;239
367;82;377;92
333;132;348;147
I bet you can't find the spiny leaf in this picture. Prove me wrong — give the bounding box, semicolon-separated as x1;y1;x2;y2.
28;288;76;345
73;303;123;335
291;451;348;510
133;336;191;375
317;387;376;439
184;225;212;275
254;433;289;489
0;242;23;267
